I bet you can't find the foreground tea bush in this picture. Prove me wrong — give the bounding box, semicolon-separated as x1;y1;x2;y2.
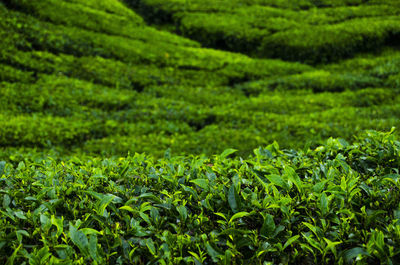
1;130;400;264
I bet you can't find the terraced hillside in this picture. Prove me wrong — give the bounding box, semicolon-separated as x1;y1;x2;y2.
1;0;399;159
130;0;400;63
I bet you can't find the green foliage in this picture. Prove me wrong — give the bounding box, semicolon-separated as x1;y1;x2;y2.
239;71;383;93
1;131;400;264
0;1;400;264
260;17;400;64
131;0;400;63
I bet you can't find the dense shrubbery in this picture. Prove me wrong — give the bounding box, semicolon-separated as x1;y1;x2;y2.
130;0;400;63
1;131;400;264
1;0;400;264
0;3;397;157
260;18;400;63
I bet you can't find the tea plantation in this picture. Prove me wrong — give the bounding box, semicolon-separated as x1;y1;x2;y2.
0;0;400;264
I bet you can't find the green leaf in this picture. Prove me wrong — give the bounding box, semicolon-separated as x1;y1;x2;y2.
302;233;322;252
260;213;275;237
150;207;160;224
0;161;5;176
189;251;202;264
84;190;104;201
312;180;327;193
146;238;156;256
283;235;300;250
323;238;341;258
343;247;370;263
176;205;188;222
3;194;11;208
14;211;27;220
224;249;233;264
320;192;329;216
220;149;237;158
139;212;151;225
228;185;238;213
69;223;89;255
29;246;51;265
16;230;29;243
285;166;303;194
303;222;321;239
229;211;250;224
214;212;228;221
88;234;99;262
51;215;64;237
190;179;209;190
119;162;130;177
80;228;102;235
96;194;115;216
40;214;52;232
254;172;269;191
206;242;222;262
266;174;287;189
138;193;161;203
24;196;37;201
6;244;22;265
119;205;136;213
340;176;347;191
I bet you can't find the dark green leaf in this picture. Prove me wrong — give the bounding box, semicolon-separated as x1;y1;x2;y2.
69;223;89;255
97;194;115;216
206;242;222;262
88;234;99;262
3;194;10;208
228;185;238;213
320;192;329;216
190;179;209;190
261;214;275;237
0;161;5;176
343;247;370;263
266;174;287;189
176;205;188;222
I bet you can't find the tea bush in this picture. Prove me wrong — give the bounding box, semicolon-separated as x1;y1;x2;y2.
130;0;400;63
1;1;400;263
260;18;400;64
1;131;400;264
238;71;383;94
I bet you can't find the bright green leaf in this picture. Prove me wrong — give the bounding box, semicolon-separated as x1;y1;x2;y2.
283;235;300;250
229;211;250;224
220;149;237;158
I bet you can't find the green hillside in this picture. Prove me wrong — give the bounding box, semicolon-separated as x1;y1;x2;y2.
1;0;399;158
0;0;400;263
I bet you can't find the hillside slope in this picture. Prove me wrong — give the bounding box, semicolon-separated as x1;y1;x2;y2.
0;0;399;159
130;0;400;63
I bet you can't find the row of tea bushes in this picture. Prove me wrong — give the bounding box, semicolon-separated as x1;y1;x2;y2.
78;98;400;157
0;0;399;158
0;47;311;91
0;2;312;90
4;0;200;48
1;75;398;157
1;3;310;73
131;0;400;63
238;71;383;94
260;17;400;64
1;130;399;264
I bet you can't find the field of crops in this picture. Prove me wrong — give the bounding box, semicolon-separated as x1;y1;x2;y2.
1;0;400;263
